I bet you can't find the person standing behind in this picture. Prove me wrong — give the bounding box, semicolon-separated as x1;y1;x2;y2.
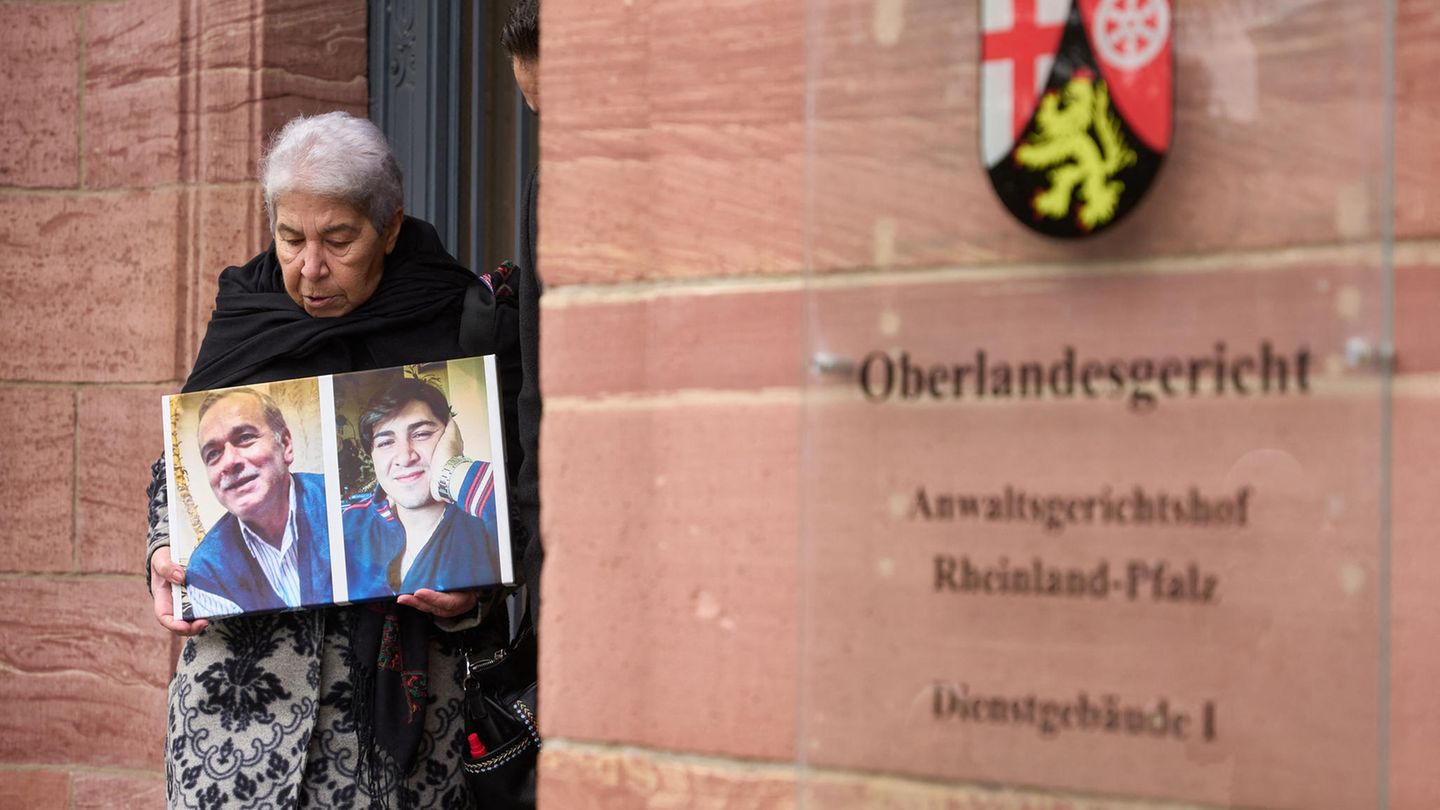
505;1;539;116
501;0;544;628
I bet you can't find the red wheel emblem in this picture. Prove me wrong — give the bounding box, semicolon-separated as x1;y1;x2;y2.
1093;0;1170;70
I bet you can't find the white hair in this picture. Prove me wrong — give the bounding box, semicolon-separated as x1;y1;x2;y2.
260;112;404;235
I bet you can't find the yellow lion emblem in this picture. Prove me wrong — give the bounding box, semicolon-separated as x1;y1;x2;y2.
1015;74;1137;230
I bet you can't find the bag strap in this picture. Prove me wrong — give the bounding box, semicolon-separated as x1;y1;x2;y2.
460;591;534;676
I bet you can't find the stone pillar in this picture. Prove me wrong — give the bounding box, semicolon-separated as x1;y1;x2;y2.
535;0;1440;808
537;0;810;802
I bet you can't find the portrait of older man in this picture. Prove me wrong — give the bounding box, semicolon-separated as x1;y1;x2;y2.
343;378;502;602
182;387;333;618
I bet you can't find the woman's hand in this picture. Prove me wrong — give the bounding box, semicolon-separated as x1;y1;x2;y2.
150;546;209;636
397;588;478;618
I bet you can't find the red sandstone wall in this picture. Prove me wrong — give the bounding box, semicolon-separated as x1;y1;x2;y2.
0;1;363;805
537;0;1440;808
539;0;808;791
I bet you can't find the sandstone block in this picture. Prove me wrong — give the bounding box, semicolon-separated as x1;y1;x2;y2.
541;286;803;397
0;5;80;188
256;70;367;143
77;385;173;574
0;579;170;769
0;388;75;573
541;0;805;284
540;402;800;759
0;769;69;810
84;0;183;188
1394;263;1440;374
261;0;367;83
539;745;795;810
545;0;653;135
1388;394;1440;810
72;773;167;810
194;69;263;184
803;771;1208;809
185;185;266;362
0;192;181;382
1396;0;1440;239
542;144;805;285
194;0;260;72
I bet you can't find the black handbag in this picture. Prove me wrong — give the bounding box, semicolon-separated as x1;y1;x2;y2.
461;614;540;810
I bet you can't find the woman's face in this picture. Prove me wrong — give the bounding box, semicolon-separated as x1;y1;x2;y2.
274;193;402;317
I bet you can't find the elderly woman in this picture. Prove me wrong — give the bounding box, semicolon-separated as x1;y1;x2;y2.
146;112;517;808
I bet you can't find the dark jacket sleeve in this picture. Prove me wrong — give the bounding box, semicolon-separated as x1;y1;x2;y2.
145;455;170;594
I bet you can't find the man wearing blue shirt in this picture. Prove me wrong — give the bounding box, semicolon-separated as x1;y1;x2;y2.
184;388;333;618
343;378;502;602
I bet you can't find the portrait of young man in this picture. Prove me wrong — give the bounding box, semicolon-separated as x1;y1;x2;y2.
183;387;334;618
342;377;503;602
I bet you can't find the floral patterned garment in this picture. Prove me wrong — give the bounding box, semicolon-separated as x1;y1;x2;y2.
152;460;474;810
166;607;474;809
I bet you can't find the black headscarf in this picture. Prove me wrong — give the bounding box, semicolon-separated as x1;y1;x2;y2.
183;216;501;786
184;216;495;393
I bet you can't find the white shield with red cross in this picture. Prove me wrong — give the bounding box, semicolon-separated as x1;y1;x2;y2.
981;0;1174;236
981;0;1072;168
